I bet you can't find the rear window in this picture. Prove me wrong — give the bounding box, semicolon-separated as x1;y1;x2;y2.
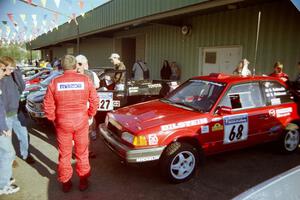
262;81;293;105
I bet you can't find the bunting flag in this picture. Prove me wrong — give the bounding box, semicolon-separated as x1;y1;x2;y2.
20;14;27;25
41;0;47;7
53;13;59;22
32;14;37;27
6;26;11;37
54;0;60;8
26;0;33;4
42;14;47;26
89;0;94;10
79;0;84;9
7;13;14;23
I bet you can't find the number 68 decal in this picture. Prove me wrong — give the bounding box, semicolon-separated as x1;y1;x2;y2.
223;114;248;144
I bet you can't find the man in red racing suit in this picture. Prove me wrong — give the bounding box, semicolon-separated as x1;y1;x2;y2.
43;55;99;192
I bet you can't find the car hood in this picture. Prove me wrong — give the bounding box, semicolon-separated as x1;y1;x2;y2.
27;90;46;103
110;100;208;133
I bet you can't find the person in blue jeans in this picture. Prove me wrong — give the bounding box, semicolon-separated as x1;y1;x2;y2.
0;56;35;164
0;61;19;195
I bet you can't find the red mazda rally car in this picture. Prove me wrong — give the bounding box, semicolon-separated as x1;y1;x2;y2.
99;73;300;183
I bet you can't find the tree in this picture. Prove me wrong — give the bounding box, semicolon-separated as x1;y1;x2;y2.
0;43;40;64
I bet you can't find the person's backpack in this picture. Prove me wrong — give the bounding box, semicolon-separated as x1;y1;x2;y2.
137;62;150;79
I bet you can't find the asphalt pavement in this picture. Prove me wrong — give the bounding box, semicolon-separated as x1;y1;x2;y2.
2;114;300;200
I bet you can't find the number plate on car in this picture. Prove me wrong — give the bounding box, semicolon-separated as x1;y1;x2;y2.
98;92;113;111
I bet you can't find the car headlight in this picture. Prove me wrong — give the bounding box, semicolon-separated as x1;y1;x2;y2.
121;132;148;146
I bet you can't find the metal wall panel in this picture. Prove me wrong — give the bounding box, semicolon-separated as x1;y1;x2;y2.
31;0;207;49
144;0;300;81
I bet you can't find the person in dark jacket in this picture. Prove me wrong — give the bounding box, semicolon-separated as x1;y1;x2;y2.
0;56;35;164
160;60;172;80
0;61;20;195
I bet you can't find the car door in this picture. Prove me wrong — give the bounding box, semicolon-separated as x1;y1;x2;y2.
259;80;296;140
209;81;270;153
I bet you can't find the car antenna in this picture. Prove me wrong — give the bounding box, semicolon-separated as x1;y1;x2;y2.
253;11;261;76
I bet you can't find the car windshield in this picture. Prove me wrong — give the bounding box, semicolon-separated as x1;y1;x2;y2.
40;71;61;87
163;79;225;112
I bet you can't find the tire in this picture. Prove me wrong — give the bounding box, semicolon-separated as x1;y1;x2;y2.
280;129;300;153
160;142;199;183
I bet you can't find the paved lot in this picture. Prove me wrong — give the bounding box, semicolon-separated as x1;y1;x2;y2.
3;114;300;200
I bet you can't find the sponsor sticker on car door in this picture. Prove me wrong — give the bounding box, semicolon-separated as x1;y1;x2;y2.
223;113;248;144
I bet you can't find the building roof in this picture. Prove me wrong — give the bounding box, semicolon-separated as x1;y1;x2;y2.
29;0;242;49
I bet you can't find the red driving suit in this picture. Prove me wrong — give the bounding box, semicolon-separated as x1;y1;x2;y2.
43;70;99;183
269;72;289;82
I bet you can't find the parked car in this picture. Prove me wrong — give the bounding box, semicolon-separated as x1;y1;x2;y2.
26;68;178;123
99;73;300;183
25;71;62;118
233;165;300;200
24;69;51;86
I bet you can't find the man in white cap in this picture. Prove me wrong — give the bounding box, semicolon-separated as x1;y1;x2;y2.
76;55;100;89
109;53;126;90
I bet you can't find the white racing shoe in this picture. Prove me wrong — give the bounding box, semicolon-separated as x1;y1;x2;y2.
0;184;20;195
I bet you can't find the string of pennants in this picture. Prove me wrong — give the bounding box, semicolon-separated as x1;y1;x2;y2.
0;0;96;45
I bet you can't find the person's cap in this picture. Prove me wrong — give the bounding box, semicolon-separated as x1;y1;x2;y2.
76;54;88;64
61;55;76;70
109;53;120;60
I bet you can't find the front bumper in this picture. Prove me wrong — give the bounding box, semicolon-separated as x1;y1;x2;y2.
25;104;45;118
99;124;165;163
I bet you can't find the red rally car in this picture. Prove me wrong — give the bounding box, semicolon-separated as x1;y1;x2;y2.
99;73;300;183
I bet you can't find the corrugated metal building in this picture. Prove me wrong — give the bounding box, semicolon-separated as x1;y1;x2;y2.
30;0;300;81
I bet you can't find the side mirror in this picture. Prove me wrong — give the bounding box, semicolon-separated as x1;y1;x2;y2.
216;106;232;115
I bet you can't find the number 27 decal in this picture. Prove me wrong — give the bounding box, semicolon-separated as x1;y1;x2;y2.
100;99;111;110
223;114;248;144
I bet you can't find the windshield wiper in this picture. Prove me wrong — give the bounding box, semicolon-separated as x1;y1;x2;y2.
161;98;196;111
172;102;198;111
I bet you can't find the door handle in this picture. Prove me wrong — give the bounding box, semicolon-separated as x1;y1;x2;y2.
258;114;270;120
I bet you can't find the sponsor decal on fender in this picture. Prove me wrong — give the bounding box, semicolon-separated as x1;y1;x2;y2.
161;118;208;131
276;107;292;118
269;109;276;117
212;123;224;132
148;134;158;145
201;125;209;134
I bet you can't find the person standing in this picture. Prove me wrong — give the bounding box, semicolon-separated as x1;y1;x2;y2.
109;53;126;90
269;61;289;82
170;61;181;80
294;62;300;86
160;60;172;80
0;61;19;195
0;56;35;164
43;55;99;192
75;55;100;89
132;60;149;80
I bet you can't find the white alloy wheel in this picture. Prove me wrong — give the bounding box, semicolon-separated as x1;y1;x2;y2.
170;151;196;180
284;129;300;152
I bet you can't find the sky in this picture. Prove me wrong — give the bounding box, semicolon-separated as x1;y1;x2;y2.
291;0;300;11
0;0;109;44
